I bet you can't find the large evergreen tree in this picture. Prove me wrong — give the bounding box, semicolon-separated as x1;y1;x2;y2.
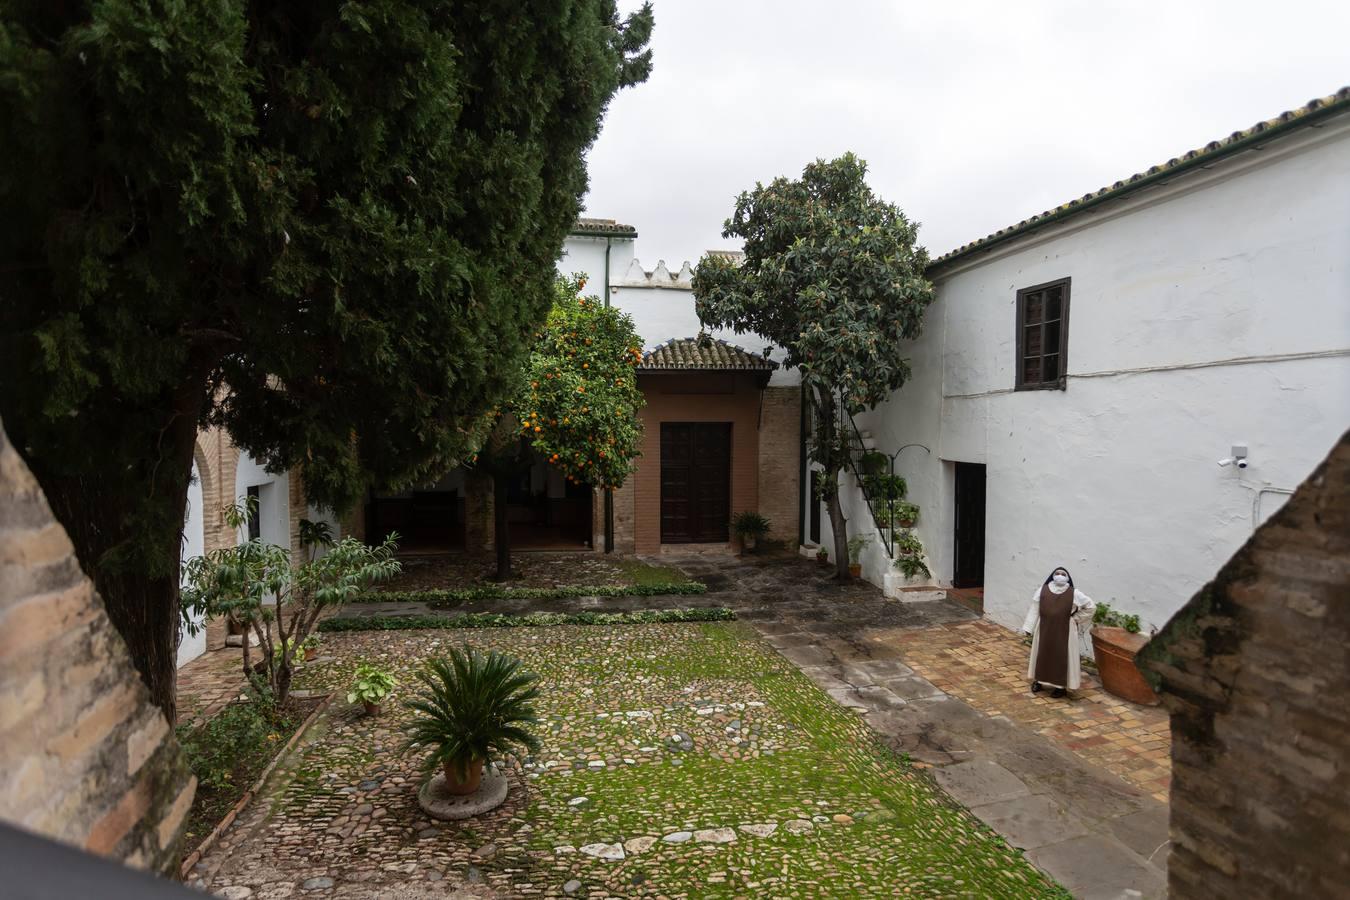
692;153;935;578
0;1;653;716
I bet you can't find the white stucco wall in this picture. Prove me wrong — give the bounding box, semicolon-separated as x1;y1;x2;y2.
822;119;1350;635
561;232;798;386
176;462;206;667
234;450;291;552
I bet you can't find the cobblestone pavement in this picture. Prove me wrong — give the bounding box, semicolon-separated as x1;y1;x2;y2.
213;550;1171;898
193;620;1060;898
875;620;1171;803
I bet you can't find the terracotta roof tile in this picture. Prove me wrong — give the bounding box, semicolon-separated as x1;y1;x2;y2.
571;217;637;237
639;337;778;372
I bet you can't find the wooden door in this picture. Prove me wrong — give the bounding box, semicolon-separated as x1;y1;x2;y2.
661;423;732;543
953;462;987;588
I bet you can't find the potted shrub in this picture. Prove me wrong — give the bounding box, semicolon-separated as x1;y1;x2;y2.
731;511;771;554
816;546;830;567
891;501;919;529
892;529;924;558
1090;603;1159;706
846;535;871;578
348;662;398;716
403;647;541;796
894;554;930;582
860;451;888;476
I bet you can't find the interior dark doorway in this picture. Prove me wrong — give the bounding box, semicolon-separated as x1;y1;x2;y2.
953;462;987;589
660;422;732;543
808;470;822;544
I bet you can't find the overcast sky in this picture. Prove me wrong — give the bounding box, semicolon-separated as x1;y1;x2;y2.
581;1;1349;268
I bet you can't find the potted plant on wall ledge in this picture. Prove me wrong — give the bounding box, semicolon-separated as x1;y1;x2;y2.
731;512;771;555
891;530;930;583
403;647;541;796
891;501;920;529
1090;603;1160;706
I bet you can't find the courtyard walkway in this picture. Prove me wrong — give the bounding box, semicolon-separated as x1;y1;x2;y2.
195;551;1170;898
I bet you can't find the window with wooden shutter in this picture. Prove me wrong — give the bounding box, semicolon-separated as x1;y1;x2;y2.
1015;278;1070;390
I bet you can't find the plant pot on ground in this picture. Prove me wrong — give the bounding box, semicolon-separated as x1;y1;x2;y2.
1090;603;1159;705
348;662;397;716
403;647;542;797
731;511;771;555
846;535;870;579
816;548;830;567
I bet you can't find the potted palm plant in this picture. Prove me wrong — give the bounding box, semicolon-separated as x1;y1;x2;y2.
348;662;397;716
1090;603;1159;706
403;647;542;795
846;535;871;578
731;511;771;554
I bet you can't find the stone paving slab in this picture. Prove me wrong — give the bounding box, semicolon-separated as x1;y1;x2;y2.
1027;834;1168;900
932;759;1033;808
971;794;1091;850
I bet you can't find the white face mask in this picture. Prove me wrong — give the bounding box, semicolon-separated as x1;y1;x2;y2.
1051;574;1069;586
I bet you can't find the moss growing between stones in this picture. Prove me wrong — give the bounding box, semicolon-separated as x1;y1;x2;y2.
209;622;1063;897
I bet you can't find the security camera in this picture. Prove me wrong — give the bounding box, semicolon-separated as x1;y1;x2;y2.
1236;457;1248;469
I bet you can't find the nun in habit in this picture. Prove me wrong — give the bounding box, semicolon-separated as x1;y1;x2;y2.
1021;566;1095;698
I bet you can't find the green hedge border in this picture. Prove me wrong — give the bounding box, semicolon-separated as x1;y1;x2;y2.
319;607;735;632
363;581;707;607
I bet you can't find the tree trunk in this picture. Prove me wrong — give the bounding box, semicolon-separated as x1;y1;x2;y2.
493;472;511;581
825;480;851;580
35;394;202;722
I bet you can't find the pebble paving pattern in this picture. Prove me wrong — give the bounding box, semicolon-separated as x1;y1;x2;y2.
199;622;1068;898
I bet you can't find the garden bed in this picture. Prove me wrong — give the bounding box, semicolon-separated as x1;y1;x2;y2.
319;606;734;632
365;580;706;607
379;552;691;593
177;691;329;867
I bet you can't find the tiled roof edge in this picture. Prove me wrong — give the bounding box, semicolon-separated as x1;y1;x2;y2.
928;87;1350;273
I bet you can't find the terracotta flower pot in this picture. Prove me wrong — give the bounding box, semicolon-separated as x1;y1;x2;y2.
1090;627;1160;706
442;758;485;795
848;563;862;578
362;700;382;716
816;555;830;567
896;519;915;529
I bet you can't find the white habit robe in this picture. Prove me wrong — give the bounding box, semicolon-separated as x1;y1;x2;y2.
1022;584;1096;690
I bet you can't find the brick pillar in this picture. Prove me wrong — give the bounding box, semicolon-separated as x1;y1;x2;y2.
0;417;195;875
611;478;637;554
757;385;802;545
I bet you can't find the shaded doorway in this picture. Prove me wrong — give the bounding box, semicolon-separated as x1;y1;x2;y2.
660;423;732;543
953;462;987;588
809;470;822;544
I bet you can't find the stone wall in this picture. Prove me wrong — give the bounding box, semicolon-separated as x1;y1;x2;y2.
757;386;801;546
1138;429;1350;899
0;418;195;876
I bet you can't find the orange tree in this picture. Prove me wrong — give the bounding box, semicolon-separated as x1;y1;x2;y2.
474;275;644;579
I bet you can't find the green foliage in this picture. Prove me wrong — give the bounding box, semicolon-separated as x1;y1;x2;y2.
892;529;924;558
181;504;401;702
731;511;772;539
1093;602;1142;634
177;688;282;794
346;662;397;706
816;546;829;560
890;501;920;526
692;154;934;571
0;0;655;708
514;275;646;490
859;451;889;475
402;648;542;777
894;555;931;581
318;607;737;633
365;581;707;606
846;534;871;564
863;473;907;501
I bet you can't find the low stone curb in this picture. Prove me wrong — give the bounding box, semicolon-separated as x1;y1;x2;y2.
179;692;334;880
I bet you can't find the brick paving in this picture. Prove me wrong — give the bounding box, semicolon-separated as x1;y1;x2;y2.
873;619;1172;803
176;633;247;730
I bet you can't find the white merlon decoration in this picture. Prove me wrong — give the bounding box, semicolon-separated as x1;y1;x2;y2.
616;257;699;289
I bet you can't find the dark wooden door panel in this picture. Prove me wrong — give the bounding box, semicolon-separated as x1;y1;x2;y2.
953;462;987;588
661;422;731;543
